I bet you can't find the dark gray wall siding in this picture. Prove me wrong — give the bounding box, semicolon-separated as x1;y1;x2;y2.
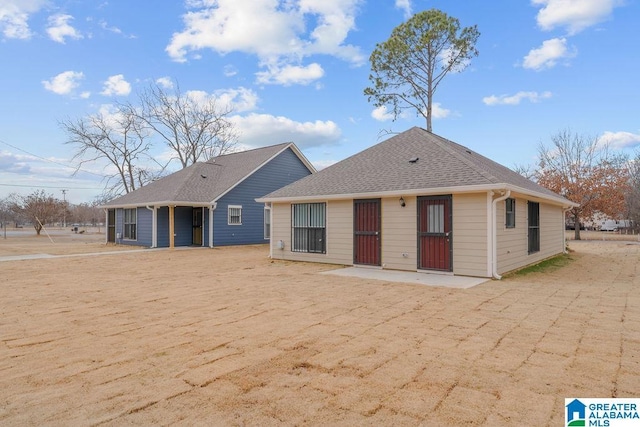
213;147;311;246
157;207;169;247
114;207;151;247
174;206;193;246
136;207;152;247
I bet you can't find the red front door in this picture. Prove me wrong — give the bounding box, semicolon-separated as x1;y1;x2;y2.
354;199;381;266
418;196;452;271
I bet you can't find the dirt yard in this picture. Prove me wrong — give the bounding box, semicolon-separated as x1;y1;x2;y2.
0;230;639;425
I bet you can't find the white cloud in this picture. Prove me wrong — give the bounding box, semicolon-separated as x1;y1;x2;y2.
483;91;552;106
372;102;450;121
99;20;121;35
522;37;575;70
395;0;412;19
431;102;451;119
165;0;364;85
0;0;47;39
223;65;238;77
46;14;83;43
187;86;259;113
156;76;174;89
256;63;324;86
312;159;338;170
532;0;621;35
42;70;84;95
230;113;341;148
101;74;131;96
371;106;394;122
599;131;640;149
0;151;31;174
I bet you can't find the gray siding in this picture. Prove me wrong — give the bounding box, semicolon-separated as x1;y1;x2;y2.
214;147;312;246
157;207;169;248
174;206;194;246
114;207;151;247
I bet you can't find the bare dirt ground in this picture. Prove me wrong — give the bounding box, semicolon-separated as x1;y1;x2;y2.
0;230;639;425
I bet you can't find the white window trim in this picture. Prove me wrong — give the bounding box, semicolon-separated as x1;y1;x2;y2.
505;198;516;229
264;206;271;240
228;205;242;226
123;208;137;240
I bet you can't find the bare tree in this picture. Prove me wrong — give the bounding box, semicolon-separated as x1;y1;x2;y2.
132;81;238;168
8;190;63;235
60;107;162;195
512;163;537;180
67;202;103;227
535;129;629;240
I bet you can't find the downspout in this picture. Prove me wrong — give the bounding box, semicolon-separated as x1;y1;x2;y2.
491;190;511;280
209;202;216;248
562;207;572;254
146;206;157;248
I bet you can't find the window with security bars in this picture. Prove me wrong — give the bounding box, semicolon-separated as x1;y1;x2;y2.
123;208;137;240
228;205;242;225
505;198;516;228
291;203;326;253
528;201;540;254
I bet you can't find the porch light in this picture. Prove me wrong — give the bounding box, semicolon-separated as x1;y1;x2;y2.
399;197;406;207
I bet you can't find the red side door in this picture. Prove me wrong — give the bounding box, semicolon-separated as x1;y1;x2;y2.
418;195;452;271
354;199;381;266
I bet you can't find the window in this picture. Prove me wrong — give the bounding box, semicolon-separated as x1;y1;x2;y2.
264;207;271;240
292;203;326;253
505;198;516;228
528;201;540;254
427;203;445;233
228;205;242;225
123;208;137;240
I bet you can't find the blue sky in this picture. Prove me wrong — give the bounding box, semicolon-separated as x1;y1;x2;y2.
0;0;638;204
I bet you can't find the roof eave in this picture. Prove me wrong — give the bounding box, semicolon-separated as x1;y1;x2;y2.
98;200;215;209
257;183;578;208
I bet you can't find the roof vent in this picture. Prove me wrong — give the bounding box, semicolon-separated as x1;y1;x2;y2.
409;157;419;163
465;149;472;154
200;174;207;179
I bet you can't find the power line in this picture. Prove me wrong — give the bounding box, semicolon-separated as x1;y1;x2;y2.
0;138;108;178
0;183;103;190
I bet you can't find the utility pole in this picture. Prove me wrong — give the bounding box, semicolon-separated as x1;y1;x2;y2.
61;189;67;228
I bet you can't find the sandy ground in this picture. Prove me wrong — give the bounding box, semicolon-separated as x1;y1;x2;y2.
0;230;639;425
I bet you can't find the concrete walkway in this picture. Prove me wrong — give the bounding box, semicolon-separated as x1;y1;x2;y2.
321;267;489;289
0;249;150;262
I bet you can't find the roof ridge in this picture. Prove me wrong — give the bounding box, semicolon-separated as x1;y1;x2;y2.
211;142;290;161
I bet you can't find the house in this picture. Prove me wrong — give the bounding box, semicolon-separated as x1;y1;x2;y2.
258;127;578;279
566;399;586;423
102;143;315;248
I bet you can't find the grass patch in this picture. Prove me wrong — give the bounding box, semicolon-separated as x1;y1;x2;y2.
505;253;573;277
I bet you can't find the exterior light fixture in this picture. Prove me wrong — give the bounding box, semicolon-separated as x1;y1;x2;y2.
399;197;406;207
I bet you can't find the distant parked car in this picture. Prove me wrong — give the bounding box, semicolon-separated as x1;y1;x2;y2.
600;220;619;231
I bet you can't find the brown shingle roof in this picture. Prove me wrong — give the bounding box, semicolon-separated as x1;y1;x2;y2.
260;127;574;205
103;143;293;207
